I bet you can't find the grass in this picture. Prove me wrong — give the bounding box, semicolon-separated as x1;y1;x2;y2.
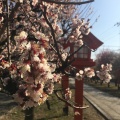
1;84;74;120
84;80;120;98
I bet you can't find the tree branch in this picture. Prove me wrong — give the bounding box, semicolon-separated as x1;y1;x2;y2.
0;2;21;42
54;90;89;109
43;0;94;5
42;6;64;63
66;44;85;61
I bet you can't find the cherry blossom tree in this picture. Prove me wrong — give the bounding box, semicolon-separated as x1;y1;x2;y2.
0;0;95;120
97;64;112;86
95;49;116;70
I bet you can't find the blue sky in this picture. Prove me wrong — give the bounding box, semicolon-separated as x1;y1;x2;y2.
87;0;120;59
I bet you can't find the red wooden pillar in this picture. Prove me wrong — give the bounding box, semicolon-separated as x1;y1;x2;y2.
74;78;83;120
62;75;69;115
62;75;69;93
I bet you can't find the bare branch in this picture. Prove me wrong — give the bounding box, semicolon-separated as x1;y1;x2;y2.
0;2;21;42
6;0;11;62
42;6;64;63
54;90;89;109
50;44;57;53
66;44;85;61
43;0;94;5
85;44;96;52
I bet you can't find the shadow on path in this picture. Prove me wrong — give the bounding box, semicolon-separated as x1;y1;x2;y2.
0;93;17;116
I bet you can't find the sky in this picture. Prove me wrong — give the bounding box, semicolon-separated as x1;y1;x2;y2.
85;0;120;59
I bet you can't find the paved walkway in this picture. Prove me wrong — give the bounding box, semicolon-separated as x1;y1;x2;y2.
84;84;120;120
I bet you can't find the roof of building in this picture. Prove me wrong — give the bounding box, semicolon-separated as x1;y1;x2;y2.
83;32;103;50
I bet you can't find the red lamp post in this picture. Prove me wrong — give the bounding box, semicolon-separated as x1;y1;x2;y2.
73;61;95;120
62;33;103;120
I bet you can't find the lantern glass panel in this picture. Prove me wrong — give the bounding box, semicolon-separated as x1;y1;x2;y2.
74;46;89;58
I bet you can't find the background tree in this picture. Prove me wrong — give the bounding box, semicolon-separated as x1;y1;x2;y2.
94;49;116;86
112;53;120;89
95;49;117;70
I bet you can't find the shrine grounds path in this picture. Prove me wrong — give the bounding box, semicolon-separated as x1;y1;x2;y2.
84;84;120;120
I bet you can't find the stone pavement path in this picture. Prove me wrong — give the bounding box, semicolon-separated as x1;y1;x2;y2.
0;93;17;119
84;84;120;120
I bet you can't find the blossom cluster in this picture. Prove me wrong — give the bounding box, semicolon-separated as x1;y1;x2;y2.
97;64;112;83
69;16;91;46
13;31;60;109
76;70;84;80
84;67;95;78
76;68;95;80
65;88;72;101
0;30;61;110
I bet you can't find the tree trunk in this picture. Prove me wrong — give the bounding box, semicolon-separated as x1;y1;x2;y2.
95;80;98;84
115;79;118;86
100;81;103;85
108;82;110;88
46;100;51;110
118;84;120;90
63;106;68;116
24;107;34;120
